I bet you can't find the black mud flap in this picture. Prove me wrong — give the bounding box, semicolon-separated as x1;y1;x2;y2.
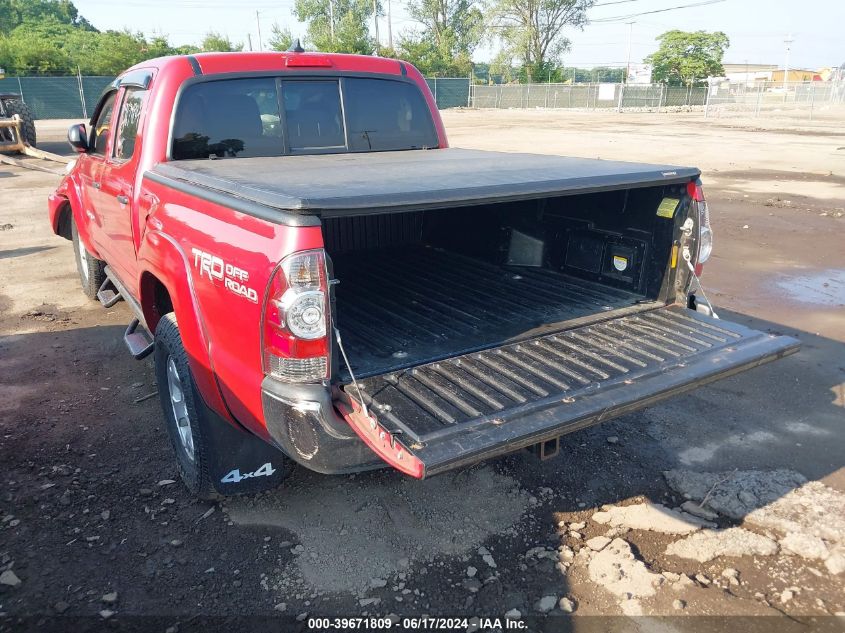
201;402;290;496
347;306;799;478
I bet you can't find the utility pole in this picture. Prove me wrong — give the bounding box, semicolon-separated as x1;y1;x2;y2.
783;33;794;91
624;21;634;83
256;10;263;51
373;0;380;53
247;33;253;51
328;0;335;43
387;0;393;49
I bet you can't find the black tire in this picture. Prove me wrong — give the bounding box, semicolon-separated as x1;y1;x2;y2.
70;217;106;300
154;313;218;500
1;99;36;149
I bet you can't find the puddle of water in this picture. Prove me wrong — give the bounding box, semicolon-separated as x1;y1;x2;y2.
773;269;845;307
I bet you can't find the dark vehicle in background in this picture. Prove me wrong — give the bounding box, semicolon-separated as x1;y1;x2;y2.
0;93;37;149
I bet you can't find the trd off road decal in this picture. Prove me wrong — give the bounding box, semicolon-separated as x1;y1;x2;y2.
191;248;258;303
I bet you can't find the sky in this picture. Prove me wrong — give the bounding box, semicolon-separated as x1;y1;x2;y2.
71;0;844;71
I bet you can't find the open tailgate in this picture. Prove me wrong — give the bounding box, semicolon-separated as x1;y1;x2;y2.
341;306;799;478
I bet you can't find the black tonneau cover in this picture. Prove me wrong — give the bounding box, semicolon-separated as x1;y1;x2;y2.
147;148;700;218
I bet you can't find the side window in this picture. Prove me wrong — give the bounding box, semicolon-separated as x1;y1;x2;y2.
90;92;116;156
113;87;148;161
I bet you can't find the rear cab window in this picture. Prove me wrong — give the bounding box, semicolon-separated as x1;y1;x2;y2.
171;76;437;160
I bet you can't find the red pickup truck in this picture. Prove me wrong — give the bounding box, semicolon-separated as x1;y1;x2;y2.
48;50;798;499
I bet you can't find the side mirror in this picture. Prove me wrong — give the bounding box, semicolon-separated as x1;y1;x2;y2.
67;123;89;153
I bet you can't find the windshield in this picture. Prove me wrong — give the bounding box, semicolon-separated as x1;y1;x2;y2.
171;76;438;160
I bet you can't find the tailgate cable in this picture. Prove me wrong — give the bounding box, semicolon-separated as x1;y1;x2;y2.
681;245;719;320
333;321;372;424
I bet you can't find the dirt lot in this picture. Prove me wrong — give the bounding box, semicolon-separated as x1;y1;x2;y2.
1;111;844;631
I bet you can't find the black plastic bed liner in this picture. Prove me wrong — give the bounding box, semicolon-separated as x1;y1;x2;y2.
345;306;799;477
334;247;658;378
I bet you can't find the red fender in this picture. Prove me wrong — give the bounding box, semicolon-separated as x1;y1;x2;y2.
47;175;104;259
136;228;233;425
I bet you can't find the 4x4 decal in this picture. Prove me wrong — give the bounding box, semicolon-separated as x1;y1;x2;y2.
220;462;276;484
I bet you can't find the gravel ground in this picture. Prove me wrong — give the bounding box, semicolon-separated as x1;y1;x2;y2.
1;112;843;631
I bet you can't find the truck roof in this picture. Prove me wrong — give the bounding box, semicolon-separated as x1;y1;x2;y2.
124;51;411;79
147;149;700;221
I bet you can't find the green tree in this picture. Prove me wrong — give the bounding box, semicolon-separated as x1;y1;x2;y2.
268;23;295;51
201;31;243;52
399;0;482;75
395;33;473;76
0;19;76;74
645;30;729;86
294;0;375;54
0;0;95;35
489;0;593;82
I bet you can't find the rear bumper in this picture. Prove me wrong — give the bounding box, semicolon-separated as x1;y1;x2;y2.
260;379;385;475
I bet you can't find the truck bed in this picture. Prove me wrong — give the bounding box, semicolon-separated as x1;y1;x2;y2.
334;247;659;379
147;148;700;219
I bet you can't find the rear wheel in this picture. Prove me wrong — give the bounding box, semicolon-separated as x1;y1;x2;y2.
70;218;106;300
154;313;217;500
1;99;36;149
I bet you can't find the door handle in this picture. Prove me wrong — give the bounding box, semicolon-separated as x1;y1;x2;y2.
116;194;129;205
92;182;101;189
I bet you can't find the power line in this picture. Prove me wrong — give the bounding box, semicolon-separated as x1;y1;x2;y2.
593;0;645;6
591;0;726;23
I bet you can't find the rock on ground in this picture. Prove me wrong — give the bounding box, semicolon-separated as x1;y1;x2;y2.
664;469;807;520
780;532;829;560
587;538;664;598
665;469;845;549
536;595;557;612
591;502;713;534
681;500;719;521
825;551;845;575
0;570;21;587
620;599;643;615
666;527;779;563
586;536;611;551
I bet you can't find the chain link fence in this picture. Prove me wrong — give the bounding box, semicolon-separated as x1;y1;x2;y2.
704;81;845;120
470;80;844;119
3;75;843;121
424;77;471;109
470;82;708;110
0;76;113;119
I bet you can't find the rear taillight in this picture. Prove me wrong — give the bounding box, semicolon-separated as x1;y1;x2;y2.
261;249;330;383
687;181;713;266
